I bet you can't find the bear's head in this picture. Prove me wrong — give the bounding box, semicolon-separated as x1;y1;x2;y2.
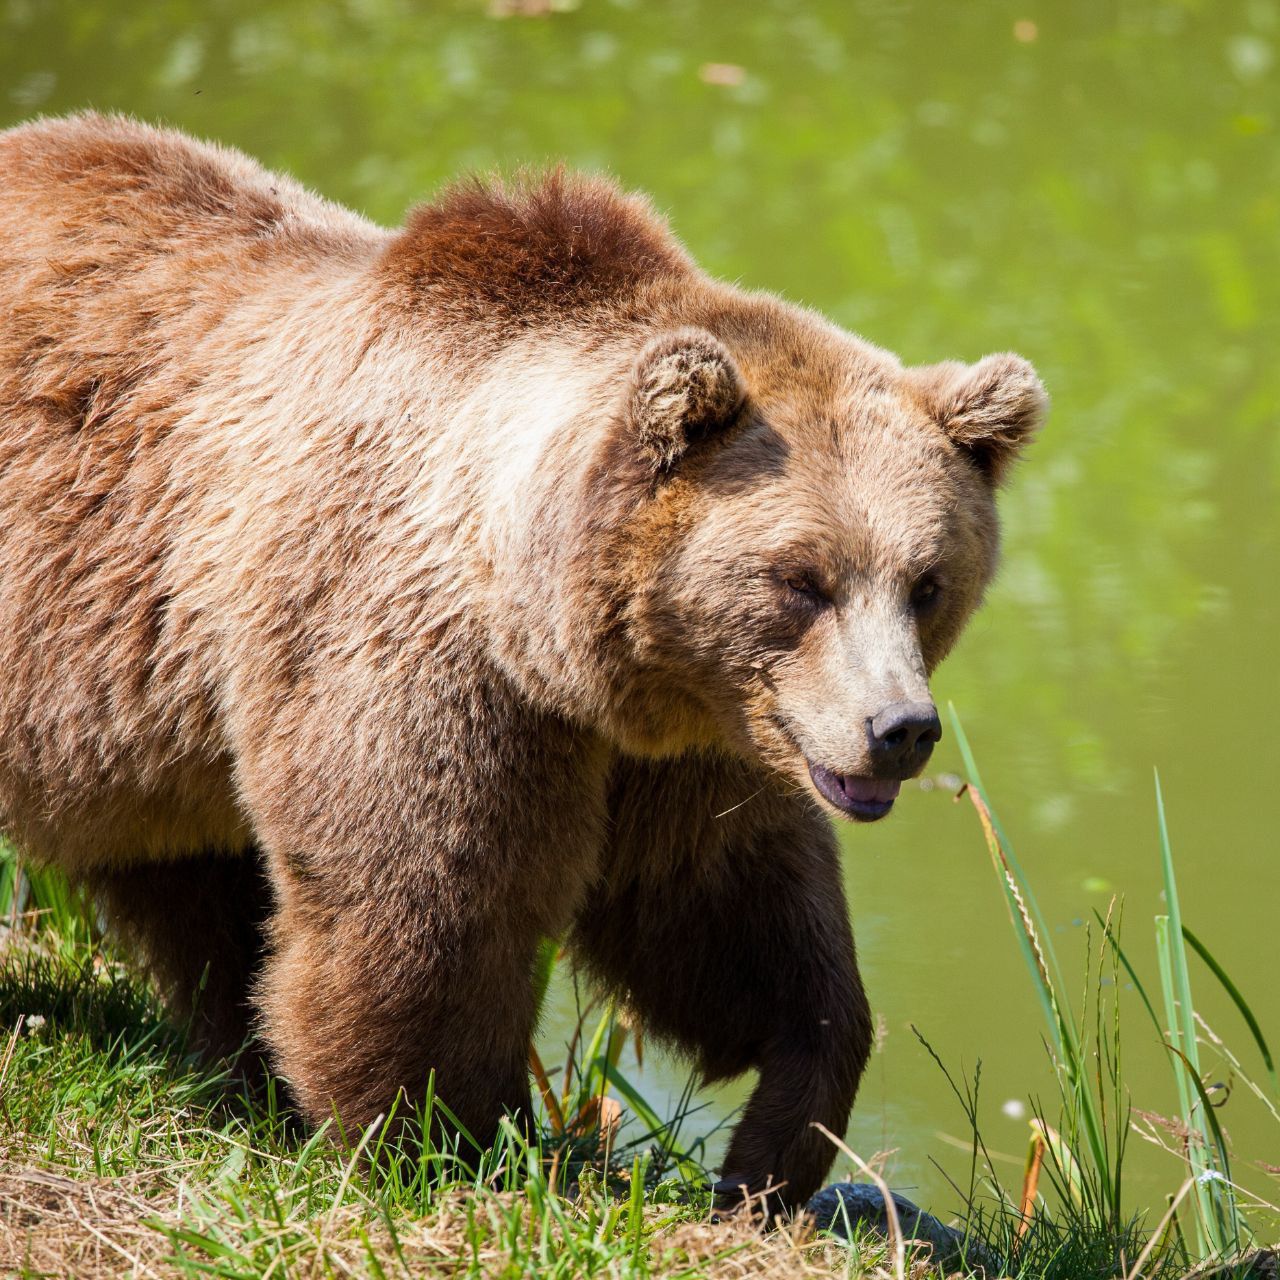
584;311;1047;822
397;175;1046;821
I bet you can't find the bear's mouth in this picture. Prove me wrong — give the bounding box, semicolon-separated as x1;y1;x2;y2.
806;762;900;822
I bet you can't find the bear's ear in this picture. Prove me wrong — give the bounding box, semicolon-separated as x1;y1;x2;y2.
911;353;1048;485
627;329;746;472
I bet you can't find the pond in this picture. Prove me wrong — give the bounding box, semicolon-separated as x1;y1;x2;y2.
4;0;1277;1218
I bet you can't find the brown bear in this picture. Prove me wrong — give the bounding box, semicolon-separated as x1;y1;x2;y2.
0;113;1046;1213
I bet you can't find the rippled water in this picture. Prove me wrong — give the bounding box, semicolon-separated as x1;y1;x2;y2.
4;0;1277;1214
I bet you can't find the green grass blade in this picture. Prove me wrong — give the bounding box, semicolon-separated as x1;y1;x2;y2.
950;710;1056;1041
1182;925;1277;1095
1156;915;1210;1256
1167;1044;1237;1187
578;1002;617;1100
1169;1042;1246;1254
531;938;559;1024
595;1061;666;1136
627;1154;647;1257
950;707;1113;1217
1153;772;1242;1257
1155;773;1201;1083
950;706;1073;1002
1093;909;1163;1037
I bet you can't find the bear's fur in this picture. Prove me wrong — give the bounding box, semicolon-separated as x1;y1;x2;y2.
0;114;1046;1212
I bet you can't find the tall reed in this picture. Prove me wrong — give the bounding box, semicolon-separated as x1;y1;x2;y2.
950;707;1277;1268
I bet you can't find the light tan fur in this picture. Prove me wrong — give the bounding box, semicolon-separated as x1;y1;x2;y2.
0;113;1046;1213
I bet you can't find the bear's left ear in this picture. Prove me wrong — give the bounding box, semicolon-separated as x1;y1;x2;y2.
911;353;1048;485
627;329;746;472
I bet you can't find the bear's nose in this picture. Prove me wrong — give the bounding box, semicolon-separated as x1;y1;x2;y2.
868;701;942;770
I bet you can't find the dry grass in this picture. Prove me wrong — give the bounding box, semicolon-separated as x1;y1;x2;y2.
0;902;926;1280
0;1154;931;1280
2;1164;176;1278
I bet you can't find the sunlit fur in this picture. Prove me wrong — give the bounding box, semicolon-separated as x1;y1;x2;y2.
0;113;1046;1212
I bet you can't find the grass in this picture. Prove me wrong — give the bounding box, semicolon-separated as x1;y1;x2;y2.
0;856;918;1280
2;732;1277;1278
947;708;1279;1279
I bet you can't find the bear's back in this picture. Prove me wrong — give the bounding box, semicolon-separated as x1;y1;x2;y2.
0;113;375;261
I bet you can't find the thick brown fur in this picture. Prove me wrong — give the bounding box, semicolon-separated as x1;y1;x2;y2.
0;113;1047;1214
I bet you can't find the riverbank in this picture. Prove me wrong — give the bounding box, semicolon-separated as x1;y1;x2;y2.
2;888;1272;1280
2;749;1275;1279
0;921;914;1278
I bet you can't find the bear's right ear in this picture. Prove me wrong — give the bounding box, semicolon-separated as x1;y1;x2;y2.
626;329;747;472
911;353;1048;486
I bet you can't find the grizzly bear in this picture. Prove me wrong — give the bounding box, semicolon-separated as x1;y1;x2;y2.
0;114;1046;1212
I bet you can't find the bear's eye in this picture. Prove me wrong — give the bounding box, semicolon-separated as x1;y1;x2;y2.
780;572;829;607
911;576;942;614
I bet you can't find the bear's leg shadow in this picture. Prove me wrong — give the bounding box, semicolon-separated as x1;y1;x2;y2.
572;755;873;1216
86;847;274;1065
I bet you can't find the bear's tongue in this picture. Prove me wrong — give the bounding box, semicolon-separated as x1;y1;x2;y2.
838;776;901;805
807;763;901;818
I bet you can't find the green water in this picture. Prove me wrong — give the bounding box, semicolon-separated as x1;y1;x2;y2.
4;0;1277;1217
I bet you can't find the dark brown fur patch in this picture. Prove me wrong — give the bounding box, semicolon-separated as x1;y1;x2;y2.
379;169;692;323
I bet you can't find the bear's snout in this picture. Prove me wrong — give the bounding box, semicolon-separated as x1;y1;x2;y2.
867;700;942;772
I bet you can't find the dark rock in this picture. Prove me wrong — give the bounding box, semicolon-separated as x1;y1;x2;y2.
805;1181;1002;1274
1248;1249;1279;1280
1195;1249;1279;1280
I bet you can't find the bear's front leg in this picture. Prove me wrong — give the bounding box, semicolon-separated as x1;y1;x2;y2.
261;884;537;1147
574;754;873;1217
237;669;607;1151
